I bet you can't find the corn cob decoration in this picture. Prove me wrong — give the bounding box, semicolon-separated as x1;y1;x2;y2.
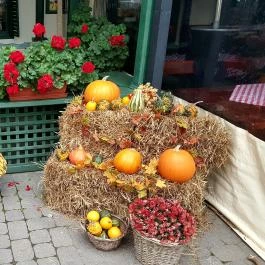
0;153;7;176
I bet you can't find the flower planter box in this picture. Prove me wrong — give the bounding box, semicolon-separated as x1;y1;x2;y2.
0;98;70;173
8;85;67;102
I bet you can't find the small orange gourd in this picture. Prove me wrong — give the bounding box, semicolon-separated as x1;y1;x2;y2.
113;148;142;174
69;146;91;166
84;76;120;103
158;146;196;183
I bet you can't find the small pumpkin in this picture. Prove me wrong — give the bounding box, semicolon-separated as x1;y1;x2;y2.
69;146;92;167
158;145;196;183
129;88;145;112
113;148;142;174
84;76;120;103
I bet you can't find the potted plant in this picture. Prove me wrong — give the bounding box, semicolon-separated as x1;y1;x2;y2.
129;197;196;265
0;12;129;101
0;23;99;101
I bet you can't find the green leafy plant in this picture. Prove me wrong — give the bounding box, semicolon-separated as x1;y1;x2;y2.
67;4;129;73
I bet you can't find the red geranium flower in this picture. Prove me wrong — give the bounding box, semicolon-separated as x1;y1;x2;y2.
81;61;95;73
109;35;126;47
32;23;46;38
3;62;19;84
68;37;81;49
37;74;54;94
9;50;25;64
6;84;19;96
81;24;89;33
51;36;66;51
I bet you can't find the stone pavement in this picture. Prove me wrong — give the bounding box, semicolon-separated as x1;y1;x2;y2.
0;171;264;265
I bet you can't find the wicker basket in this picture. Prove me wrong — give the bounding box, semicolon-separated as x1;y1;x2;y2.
83;215;128;251
132;229;184;265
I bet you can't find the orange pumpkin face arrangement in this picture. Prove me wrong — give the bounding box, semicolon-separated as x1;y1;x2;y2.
113;148;142;174
84;76;120;103
157;145;196;183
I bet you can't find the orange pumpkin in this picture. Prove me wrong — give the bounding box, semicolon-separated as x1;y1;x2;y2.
158;146;196;183
113;148;142;174
69;146;91;166
84;76;120;103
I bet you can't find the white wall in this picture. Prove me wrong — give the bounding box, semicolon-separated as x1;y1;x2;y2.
190;0;217;26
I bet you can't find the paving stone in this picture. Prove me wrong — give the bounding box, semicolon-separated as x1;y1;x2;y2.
5;209;24;221
41;207;57;218
8;220;29;240
210;244;247;262
18;189;36;199
53;215;75;227
200;256;223;265
0;183;17;197
0;211;5;222
50;227;72;247
27;217;55;231
226;259;253;265
11;239;34;262
198;230;225;250
21;197;43;209
23;207;42;219
34;243;56;259
0;248;13;263
0;234;10;248
57;246;84;265
30;229;51;244
2;196;21;210
17;261;38;265
37;257;60;265
0;223;8;234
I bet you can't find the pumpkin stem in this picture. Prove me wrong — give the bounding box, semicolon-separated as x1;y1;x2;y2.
175;145;181;150
102;76;109;81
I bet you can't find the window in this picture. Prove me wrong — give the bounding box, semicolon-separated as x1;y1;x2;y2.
0;0;19;39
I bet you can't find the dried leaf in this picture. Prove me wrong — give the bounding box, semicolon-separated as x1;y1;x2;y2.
119;139;133;149
137;189;147;198
100;136;115;145
156;179;167;189
56;149;69;161
176;117;188;129
68;105;83;115
143;158;158;175
184;136;199;145
132;181;146;191
68;166;76;174
103;170;117;184
133;133;142;141
81;126;90;137
194;156;205;167
92;131;100;142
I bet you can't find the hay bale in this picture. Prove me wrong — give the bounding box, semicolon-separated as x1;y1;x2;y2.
43;98;230;227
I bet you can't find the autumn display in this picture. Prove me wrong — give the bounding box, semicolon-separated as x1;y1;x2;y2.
43;82;229;228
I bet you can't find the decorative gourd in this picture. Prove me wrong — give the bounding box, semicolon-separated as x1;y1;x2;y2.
157;146;196;183
69;146;91;167
0;153;7;177
84;76;120;103
113;148;142;174
129;88;145;112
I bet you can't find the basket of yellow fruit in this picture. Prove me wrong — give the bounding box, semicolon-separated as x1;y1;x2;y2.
84;209;128;251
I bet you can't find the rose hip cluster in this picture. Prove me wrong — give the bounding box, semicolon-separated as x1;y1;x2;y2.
129;197;196;244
